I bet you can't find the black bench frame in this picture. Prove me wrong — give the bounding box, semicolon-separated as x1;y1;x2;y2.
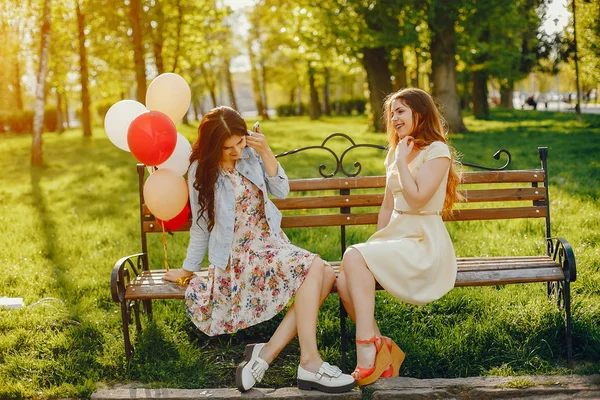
111;134;576;369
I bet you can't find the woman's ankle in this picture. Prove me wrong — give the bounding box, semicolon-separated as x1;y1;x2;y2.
299;355;324;372
258;343;274;364
356;341;377;369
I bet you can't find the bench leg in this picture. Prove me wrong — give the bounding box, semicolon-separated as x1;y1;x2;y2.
339;297;348;373
143;299;153;320
563;280;574;367
133;300;142;333
547;281;559;298
120;299;133;360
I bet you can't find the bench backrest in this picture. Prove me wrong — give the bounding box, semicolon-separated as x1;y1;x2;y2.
137;135;551;269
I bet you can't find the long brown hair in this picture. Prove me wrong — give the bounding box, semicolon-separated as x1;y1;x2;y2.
383;88;462;217
189;106;249;231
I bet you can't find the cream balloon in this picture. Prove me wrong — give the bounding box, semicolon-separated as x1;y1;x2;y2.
146;133;192;176
146;73;191;123
143;168;188;221
104;100;147;151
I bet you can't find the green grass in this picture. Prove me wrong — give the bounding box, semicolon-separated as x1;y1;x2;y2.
1;110;599;398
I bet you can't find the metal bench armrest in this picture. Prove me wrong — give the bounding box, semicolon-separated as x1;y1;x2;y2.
110;253;146;302
548;238;577;282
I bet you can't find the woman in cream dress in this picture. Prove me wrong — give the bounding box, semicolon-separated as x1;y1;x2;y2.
336;88;461;386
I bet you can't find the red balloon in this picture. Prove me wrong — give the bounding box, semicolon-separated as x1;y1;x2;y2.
127;111;177;166
156;202;190;231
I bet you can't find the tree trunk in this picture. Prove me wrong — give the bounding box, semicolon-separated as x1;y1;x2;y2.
295;85;302;115
76;0;92;137
472;69;489;119
14;54;24;111
224;57;237;110
500;80;514;108
130;0;146;102
392;50;407;91
247;38;265;118
308;62;321;120
191;92;199;121
32;0;51;166
56;89;64;134
260;59;269;119
415;48;420;88
199;64;217;107
362;46;392;132
151;1;164;74
64;97;71;129
429;7;466;133
322;67;331;116
171;0;183;73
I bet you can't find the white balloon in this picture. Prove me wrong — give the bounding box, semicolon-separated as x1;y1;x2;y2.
104;100;147;152
146;133;192;176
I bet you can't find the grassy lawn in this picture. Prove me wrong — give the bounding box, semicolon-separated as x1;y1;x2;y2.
0;110;599;398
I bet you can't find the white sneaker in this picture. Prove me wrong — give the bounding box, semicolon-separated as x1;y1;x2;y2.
235;343;269;392
297;362;356;393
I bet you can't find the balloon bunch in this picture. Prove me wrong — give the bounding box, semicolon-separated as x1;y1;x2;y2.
104;73;193;231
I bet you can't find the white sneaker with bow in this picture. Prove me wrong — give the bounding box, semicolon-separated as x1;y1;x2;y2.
236;343;269;392
297;362;356;393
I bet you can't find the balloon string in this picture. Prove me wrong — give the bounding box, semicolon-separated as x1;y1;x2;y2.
161;223;170;271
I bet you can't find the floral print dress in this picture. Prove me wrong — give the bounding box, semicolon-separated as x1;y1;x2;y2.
185;167;315;336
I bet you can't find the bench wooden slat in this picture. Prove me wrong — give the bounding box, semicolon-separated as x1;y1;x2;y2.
284;171;545;192
124;254;563;300
289;176;386;191
460;170;545;184
454;267;564;286
460;187;545;202
142;206;547;232
273;187;545;211
273;194;384;210
281;213;379;228
143;186;546;220
447;206;547;221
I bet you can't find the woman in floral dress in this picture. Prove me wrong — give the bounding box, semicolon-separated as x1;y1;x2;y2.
164;106;355;394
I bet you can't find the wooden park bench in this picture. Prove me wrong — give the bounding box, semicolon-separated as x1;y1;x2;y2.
111;133;576;369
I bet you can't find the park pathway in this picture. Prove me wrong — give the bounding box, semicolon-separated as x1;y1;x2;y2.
92;374;600;399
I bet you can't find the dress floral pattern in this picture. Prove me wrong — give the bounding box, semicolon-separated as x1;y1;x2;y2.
185;167;315;336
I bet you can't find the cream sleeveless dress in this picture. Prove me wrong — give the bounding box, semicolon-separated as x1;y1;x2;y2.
351;141;457;306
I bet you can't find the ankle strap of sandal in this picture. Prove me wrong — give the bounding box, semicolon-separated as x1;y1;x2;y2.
355;336;383;351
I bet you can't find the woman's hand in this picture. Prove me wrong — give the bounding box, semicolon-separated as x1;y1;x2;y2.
163;268;193;283
395;136;414;164
246;127;272;158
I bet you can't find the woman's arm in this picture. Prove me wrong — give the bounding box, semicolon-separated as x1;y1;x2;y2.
377;185;394;231
246;127;278;176
395;139;451;210
247;127;290;199
164;163;209;282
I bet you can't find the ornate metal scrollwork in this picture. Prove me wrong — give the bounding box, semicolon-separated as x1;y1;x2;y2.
275;133;512;177
462;149;511;171
275;133;385;178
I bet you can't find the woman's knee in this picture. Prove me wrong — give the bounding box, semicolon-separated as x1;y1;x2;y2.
323;263;336;283
307;255;325;278
342;248;364;272
336;271;348;295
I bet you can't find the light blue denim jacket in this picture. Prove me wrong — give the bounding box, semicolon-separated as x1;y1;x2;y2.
182;147;290;271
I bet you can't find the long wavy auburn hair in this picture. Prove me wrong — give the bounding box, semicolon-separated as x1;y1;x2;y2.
383;88;462;217
189;106;249;231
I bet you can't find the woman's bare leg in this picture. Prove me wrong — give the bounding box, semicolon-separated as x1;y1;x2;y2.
338;248;378;369
337;268;381;336
259;257;336;369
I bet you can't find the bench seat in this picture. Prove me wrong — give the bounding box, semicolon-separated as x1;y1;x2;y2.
121;255;565;301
